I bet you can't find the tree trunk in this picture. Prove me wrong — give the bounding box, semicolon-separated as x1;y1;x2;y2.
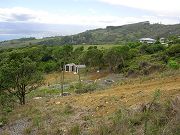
19;85;26;105
22;94;25;105
19;94;25;105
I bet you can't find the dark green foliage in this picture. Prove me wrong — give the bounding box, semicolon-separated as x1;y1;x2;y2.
73;46;84;63
140;44;166;54
166;44;180;57
39;61;58;73
0;50;43;105
103;46;130;72
80;46;103;68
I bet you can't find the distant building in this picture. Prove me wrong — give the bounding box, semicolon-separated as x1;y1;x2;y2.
65;63;86;74
159;38;165;44
139;38;156;44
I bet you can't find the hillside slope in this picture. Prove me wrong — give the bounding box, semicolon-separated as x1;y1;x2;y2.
1;73;180;134
38;21;180;45
1;21;180;49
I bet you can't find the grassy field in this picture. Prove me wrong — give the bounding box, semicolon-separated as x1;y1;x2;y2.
0;38;121;50
73;44;121;50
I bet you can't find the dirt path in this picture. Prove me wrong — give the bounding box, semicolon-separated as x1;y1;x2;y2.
51;75;180;117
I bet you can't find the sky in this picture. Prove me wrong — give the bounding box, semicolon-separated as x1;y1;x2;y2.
0;0;180;40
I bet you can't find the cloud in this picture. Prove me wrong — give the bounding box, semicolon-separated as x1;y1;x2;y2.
0;7;179;28
99;0;180;16
88;8;97;14
0;7;42;22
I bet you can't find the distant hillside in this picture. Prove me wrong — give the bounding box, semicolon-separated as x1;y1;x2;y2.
37;21;180;45
1;21;180;48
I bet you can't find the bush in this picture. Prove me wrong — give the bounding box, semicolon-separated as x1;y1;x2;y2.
168;60;179;69
0;92;15;113
39;61;58;73
140;44;166;54
74;82;97;94
128;48;139;58
166;44;180;57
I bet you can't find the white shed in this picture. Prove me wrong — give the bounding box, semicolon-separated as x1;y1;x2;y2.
65;63;86;73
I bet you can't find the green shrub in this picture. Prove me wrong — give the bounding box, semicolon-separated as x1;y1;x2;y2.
128;48;139;58
0;116;7;126
74;82;97;94
140;44;166;54
39;61;58;73
168;60;179;69
167;44;180;57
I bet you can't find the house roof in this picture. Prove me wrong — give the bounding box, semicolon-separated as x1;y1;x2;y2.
76;65;86;68
139;38;156;41
65;63;86;68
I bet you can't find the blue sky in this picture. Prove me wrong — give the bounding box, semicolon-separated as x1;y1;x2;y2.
0;0;180;40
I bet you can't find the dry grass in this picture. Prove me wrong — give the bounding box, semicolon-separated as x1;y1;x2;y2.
1;72;180;134
49;75;180;117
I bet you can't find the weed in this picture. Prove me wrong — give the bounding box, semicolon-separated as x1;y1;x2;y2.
23;127;32;135
74;82;97;94
32;115;42;128
69;124;81;135
63;104;74;115
98;124;111;135
0;116;7;126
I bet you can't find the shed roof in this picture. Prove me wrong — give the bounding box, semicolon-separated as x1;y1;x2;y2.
65;63;76;66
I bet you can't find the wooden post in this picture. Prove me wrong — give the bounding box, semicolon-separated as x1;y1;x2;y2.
78;68;81;84
61;63;65;96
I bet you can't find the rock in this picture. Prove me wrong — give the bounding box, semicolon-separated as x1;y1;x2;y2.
0;122;3;127
33;97;42;100
131;102;162;113
56;102;61;105
104;79;114;84
60;92;71;96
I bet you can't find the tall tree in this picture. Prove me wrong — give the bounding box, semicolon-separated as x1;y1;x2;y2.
0;51;42;105
80;46;103;69
103;46;129;72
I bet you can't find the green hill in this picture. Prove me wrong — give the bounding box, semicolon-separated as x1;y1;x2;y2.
1;21;180;48
33;21;180;45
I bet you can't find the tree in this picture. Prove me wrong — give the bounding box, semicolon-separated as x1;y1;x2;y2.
72;46;84;63
0;51;42;105
79;46;103;69
53;45;73;96
103;46;129;72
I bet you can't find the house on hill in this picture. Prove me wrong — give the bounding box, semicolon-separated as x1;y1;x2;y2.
139;38;156;44
65;63;86;74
